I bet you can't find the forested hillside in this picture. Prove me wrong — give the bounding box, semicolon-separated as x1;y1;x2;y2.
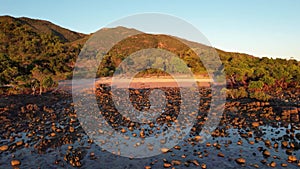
0;15;299;98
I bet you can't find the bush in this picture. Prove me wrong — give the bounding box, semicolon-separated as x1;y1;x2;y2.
249;91;270;101
248;81;264;90
226;87;248;99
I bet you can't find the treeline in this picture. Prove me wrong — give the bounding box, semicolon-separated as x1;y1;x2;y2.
219;51;300;100
0;16;83;94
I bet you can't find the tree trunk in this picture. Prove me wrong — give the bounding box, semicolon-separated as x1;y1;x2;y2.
39;86;43;95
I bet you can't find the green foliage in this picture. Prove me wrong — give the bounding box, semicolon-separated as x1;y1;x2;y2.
248;81;264;90
226;87;248;99
42;76;57;89
249;91;271;101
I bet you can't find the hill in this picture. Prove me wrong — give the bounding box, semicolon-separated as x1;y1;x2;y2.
0;15;299;98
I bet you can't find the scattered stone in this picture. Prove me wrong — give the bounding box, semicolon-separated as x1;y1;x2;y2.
264;140;271;147
161;148;169;153
0;145;9;151
282;141;288;148
194;135;202;141
218;152;225;157
171;160;181;165
163;162;172;168
174;145;181;150
288;156;297;163
11;159;21;166
69;126;75;133
263;150;271;157
121;128;126;133
269;161;276;168
235;158;246;164
252;122;260;127
191;159;200;166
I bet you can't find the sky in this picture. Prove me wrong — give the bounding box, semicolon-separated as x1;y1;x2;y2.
1;0;300;60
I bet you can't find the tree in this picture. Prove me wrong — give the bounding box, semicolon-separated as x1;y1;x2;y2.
248;81;264;91
42;76;57;92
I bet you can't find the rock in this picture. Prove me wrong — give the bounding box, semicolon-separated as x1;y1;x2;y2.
201;163;207;169
263;150;271;157
249;141;255;145
191;160;199;166
174;145;181;150
171;160;181;165
217;152;225;157
0;145;9;151
252;122;260;128
264;140;271;147
16;140;23;146
161;148;169;153
282;141;288;148
269;161;276;168
281;163;288;167
69;126;75;133
288;156;297;163
163;162;171;168
235;158;246;164
145;166;151;169
50;132;56;137
11;160;21;166
194;135;202;141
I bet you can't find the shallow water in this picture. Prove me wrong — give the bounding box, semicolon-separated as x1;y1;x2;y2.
1;124;299;169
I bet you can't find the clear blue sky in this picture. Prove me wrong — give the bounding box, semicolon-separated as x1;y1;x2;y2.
1;0;299;60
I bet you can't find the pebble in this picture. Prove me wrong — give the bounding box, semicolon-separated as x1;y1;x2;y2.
11;159;21;166
16;140;23;146
121;128;126;133
145;166;151;169
282;141;288;147
252;122;260;127
174;145;181;150
161;148;169;153
288;155;297;163
281;163;288;167
0;145;9;151
163;162;172;168
218;152;225;157
201;163;207;169
194;135;202;141
50;132;56;137
263;150;270;157
264;140;271;147
191;159;200;166
235;158;246;164
171;160;181;165
269;161;276;168
69;126;75;133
